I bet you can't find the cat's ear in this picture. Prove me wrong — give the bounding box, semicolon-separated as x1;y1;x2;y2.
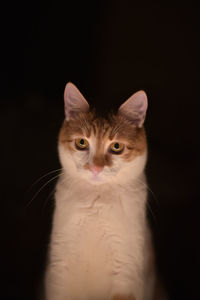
64;82;89;120
118;90;148;127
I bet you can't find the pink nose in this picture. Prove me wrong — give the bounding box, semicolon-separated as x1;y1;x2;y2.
89;165;103;174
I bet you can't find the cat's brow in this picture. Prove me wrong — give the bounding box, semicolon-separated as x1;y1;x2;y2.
91;119;110;139
101;124;111;138
92;123;97;135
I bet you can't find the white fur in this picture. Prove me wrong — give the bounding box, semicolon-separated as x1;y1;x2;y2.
45;141;155;300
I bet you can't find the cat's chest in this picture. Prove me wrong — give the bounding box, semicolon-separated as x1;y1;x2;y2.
54;191;136;267
54;183;145;247
50;182;147;298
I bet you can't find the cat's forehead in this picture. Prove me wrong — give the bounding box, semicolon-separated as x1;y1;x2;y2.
65;111;140;141
87;118;113;139
59;111;146;158
66;114;125;134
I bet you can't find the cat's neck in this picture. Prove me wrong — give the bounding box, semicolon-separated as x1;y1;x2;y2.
57;170;146;195
54;171;147;226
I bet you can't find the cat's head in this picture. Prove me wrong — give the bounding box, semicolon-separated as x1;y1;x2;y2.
58;83;148;185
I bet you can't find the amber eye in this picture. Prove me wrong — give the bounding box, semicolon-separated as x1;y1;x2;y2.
110;142;124;154
75;138;89;150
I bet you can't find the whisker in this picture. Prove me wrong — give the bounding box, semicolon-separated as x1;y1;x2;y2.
146;201;157;225
26;174;61;208
42;172;65;209
42;187;56;210
135;177;158;225
29;168;63;189
136;178;158;205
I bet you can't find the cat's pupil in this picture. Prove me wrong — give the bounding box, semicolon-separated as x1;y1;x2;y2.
80;139;85;145
114;143;119;149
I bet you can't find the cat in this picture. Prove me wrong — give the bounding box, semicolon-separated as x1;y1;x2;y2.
45;82;161;300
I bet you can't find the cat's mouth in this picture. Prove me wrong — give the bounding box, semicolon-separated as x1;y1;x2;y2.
89;170;117;185
87;172;105;184
77;166;116;185
91;173;102;181
79;169;111;185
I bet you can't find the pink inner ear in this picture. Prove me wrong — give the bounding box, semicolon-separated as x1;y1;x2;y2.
64;82;89;120
118;90;148;127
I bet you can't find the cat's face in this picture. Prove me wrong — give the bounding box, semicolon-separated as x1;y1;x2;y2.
58;83;148;185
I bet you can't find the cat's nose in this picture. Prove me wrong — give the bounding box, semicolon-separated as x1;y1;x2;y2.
89;165;103;174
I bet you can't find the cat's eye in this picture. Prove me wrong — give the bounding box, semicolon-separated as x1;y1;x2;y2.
75;138;89;150
110;142;124;154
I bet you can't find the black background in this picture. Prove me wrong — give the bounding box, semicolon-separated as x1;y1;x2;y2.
1;2;200;300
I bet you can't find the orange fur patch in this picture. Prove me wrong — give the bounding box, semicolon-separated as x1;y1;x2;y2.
111;294;136;300
59;111;147;166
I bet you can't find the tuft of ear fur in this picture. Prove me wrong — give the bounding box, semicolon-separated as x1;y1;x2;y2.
118;90;148;127
64;82;89;120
